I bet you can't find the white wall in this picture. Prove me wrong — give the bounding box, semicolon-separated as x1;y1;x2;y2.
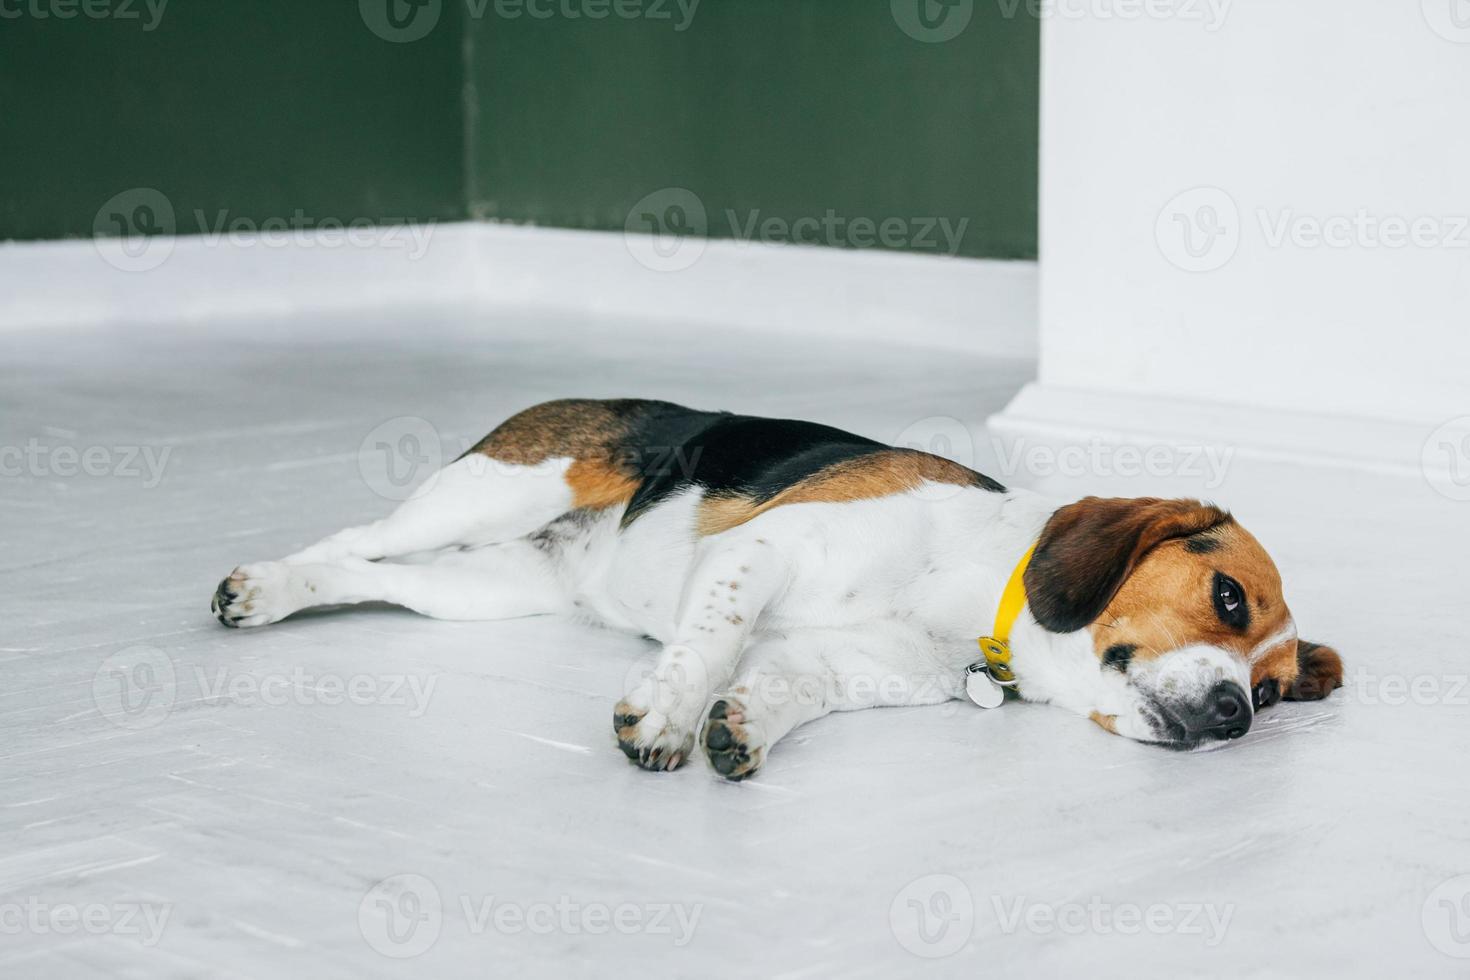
1004;0;1470;463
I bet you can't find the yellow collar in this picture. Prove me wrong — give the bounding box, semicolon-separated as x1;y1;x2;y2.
976;542;1037;685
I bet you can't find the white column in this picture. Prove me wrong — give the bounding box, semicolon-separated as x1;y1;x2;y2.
991;0;1470;479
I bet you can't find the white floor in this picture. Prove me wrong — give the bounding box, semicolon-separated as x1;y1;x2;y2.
2;310;1466;979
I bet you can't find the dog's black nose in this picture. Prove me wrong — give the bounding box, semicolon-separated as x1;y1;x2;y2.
1182;682;1252;741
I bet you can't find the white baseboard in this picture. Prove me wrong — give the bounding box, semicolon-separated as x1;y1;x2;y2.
466;224;1038;359
0;224;481;331
988;381;1461;484
0;222;1038;359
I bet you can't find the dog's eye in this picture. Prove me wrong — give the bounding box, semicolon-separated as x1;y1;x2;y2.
1212;573;1249;630
1102;644;1135;672
1252;678;1280;710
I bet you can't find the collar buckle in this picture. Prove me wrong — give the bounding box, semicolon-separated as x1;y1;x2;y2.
975;637;1018;686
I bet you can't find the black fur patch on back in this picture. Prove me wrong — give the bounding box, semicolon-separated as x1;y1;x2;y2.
623;415;889;526
604;403;1004;527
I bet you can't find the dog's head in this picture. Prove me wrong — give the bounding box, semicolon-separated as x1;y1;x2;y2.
1025;497;1342;750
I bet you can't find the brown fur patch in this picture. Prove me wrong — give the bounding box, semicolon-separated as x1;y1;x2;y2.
565;458;641;510
468;399;643;511
467;398;633;465
695;449;985;536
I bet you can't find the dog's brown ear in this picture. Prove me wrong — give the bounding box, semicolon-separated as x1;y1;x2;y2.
1284;640;1342;701
1024;497;1232;633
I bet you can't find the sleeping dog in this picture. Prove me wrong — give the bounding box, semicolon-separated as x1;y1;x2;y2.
212;399;1342;778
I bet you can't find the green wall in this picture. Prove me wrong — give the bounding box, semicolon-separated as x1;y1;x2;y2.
1;1;1038;260
0;2;466;242
472;1;1038;258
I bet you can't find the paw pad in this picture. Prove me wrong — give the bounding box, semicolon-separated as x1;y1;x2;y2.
703;698;762;781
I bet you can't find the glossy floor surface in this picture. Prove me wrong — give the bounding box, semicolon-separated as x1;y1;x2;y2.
2;312;1466;978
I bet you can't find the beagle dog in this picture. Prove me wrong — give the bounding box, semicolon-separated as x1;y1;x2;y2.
212;399;1342;779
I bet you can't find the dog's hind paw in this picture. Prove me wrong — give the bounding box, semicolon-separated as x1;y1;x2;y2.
211;563;300;629
702;697;765;781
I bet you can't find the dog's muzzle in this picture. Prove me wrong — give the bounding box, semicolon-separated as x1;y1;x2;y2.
1175;681;1252;742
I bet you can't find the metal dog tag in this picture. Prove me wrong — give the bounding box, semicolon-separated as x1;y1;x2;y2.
965;662;1005;709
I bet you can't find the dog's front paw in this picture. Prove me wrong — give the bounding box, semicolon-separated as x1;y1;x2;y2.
613;701;696;772
211;563;301;629
702;697;765;781
613;646;710;772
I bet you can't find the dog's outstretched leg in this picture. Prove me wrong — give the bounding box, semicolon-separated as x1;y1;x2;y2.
283;455;576;565
212;539;570;628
